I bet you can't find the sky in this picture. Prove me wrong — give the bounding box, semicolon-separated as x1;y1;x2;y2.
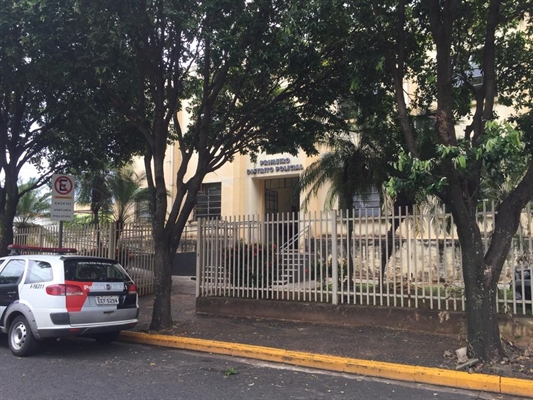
19;163;40;183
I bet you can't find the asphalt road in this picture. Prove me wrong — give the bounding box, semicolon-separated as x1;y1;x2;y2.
0;335;522;400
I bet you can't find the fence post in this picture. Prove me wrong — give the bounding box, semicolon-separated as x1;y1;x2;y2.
108;223;116;259
331;210;338;305
39;230;44;247
196;218;203;298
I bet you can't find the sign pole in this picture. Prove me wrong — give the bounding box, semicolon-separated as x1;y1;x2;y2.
58;221;63;248
51;174;76;245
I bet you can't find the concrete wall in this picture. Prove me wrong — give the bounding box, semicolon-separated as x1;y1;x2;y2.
196;297;533;347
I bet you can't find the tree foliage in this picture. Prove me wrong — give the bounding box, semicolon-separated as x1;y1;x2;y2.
0;0;144;254
77;165;150;226
14;179;50;229
342;0;533;363
76;0;351;330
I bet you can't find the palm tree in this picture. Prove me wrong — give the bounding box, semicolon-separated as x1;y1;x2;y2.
297;125;416;288
299;131;385;212
76;164;151;258
15;179;51;229
77;164;150;226
77;167;114;227
108;166;151;228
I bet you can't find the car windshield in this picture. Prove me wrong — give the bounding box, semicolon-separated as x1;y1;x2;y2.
64;259;131;282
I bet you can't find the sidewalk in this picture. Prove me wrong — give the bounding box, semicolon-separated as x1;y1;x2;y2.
123;276;533;398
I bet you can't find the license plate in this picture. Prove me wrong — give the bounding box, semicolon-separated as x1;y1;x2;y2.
95;296;119;305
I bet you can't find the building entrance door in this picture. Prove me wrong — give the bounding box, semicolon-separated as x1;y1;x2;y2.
265;189;278;216
264;177;299;248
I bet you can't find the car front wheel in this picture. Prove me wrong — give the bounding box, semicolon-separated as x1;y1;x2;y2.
8;315;38;357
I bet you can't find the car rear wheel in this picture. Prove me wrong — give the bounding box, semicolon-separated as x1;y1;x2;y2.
94;331;120;344
9;315;38;357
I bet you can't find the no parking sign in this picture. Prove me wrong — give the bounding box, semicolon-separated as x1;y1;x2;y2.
51;174;75;221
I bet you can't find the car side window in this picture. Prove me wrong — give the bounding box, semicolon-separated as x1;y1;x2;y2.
0;259;26;285
26;260;53;284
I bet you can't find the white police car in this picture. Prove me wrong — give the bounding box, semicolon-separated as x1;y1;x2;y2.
0;245;139;356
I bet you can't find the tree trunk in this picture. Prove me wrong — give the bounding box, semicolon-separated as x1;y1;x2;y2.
150;236;174;330
0;196;18;256
149;195;199;331
461;242;504;362
448;184;505;363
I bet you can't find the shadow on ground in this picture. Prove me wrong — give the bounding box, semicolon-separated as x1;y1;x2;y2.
136;276;533;379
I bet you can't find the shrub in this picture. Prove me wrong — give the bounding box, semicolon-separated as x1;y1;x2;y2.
223;242;278;288
316;256;348;289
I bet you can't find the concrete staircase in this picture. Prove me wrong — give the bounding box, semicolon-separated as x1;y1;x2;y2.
276;249;310;284
274;223;311;285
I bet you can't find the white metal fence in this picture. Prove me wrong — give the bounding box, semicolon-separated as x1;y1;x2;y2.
13;223;155;296
197;204;533;316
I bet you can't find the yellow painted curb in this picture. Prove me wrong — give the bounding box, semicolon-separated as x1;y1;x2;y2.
283;351;346;373
416;365;500;393
344;359;383;377
373;360;416;382
119;331;533;397
500;376;533;398
415;366;459;389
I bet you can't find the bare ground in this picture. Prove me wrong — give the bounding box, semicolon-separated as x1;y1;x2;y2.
135;277;533;380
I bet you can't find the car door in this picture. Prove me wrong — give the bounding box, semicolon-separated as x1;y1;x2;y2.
0;259;27;321
18;259;61;329
63;258;138;325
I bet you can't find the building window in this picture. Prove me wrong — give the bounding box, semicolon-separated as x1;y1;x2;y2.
265;177;299;190
135;200;152;222
353;187;380;217
195;183;221;220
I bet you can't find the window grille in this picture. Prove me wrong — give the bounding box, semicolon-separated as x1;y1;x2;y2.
195;183;222;220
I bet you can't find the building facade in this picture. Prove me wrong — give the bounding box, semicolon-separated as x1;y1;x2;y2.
144;108;331;223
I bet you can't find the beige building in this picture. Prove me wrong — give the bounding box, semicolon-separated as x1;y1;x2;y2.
140;75;517;225
162;145;326;220
139;108;332;223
